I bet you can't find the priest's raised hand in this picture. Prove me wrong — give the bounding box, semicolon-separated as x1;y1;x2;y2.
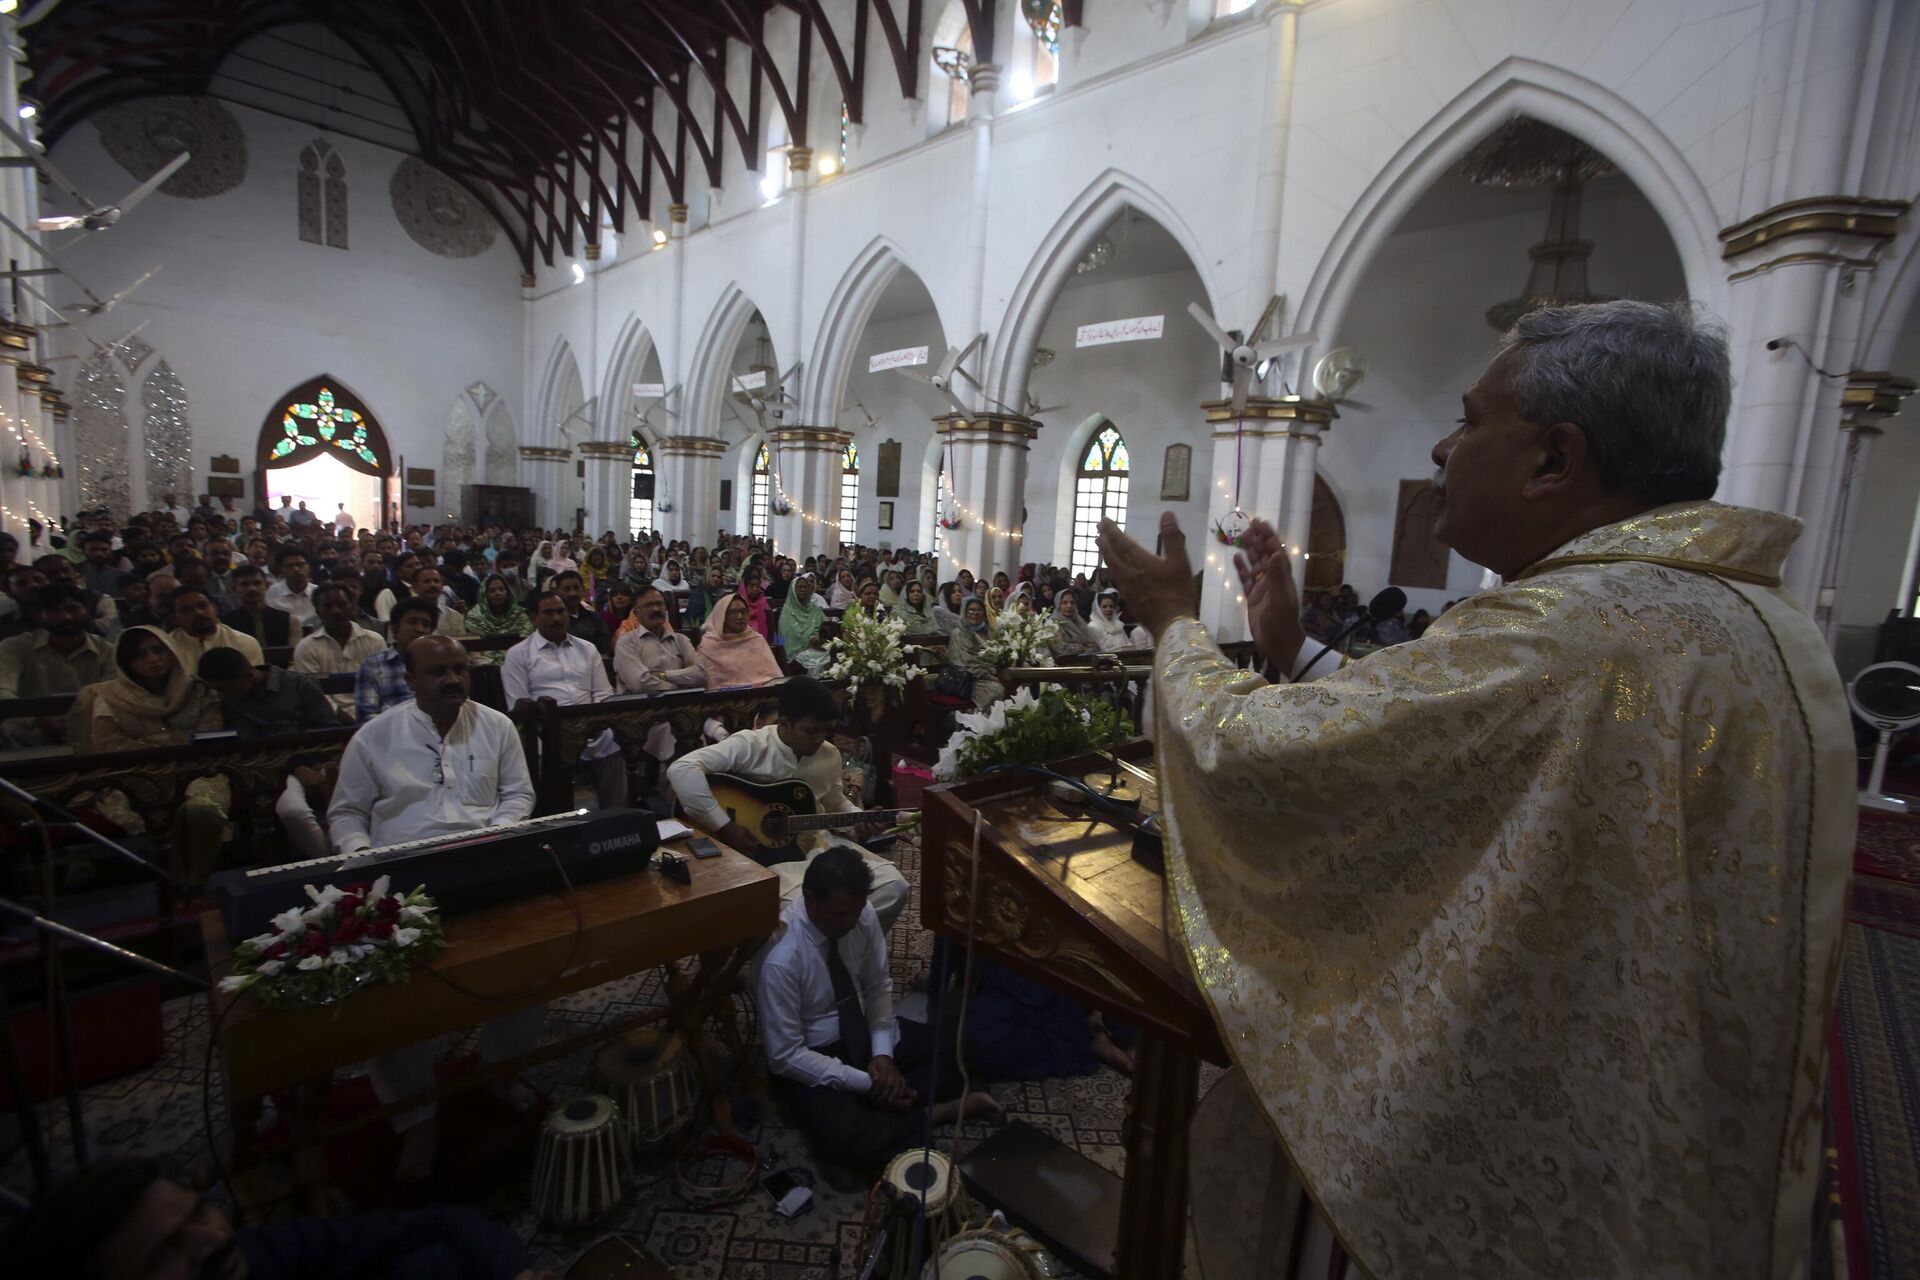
1231;516;1305;675
1096;511;1198;640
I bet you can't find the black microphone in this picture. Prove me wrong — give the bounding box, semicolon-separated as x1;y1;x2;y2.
1290;587;1406;681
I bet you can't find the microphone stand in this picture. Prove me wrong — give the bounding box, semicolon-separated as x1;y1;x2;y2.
0;776;180;888
1290;614;1370;683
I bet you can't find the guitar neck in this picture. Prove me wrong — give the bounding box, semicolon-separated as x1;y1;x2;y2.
780;807;915;835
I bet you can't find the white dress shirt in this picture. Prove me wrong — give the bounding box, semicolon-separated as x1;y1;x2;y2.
293;623;386;715
326;699;534;855
666;724;855;850
502;630;618;759
267;579;316;626
754;894;897;1093
612;626;705;694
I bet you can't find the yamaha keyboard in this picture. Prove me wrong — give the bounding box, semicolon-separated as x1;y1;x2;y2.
209;808;662;942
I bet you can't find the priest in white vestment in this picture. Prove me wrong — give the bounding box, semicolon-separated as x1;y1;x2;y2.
1101;300;1853;1280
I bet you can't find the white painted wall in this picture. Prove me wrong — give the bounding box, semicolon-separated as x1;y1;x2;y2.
43;98;524;522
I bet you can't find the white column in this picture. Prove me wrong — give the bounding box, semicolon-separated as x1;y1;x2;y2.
578;440;633;539
767;427;849;561
1821;372;1917;639
518;446;573;531
654;435;726;547
1196;397;1337;643
0;323;28;540
932;412;1035;580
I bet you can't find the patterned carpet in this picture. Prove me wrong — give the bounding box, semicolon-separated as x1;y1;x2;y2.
0;832;1135;1277
1833;808;1920;1279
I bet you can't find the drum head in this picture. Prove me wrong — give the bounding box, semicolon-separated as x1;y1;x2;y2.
547;1093;618;1134
594;1029;685;1084
926;1232;1027;1280
884;1149;953;1210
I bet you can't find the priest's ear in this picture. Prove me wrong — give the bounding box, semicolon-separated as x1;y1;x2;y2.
1521;420;1594;501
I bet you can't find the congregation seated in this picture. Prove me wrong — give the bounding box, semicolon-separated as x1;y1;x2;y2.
694;592;783;689
291;580;385;716
892;580;943;639
777;573;831;675
755;846;1000;1171
939;597;1005;711
265;545;317;629
169;584;263;667
1048;587;1099;659
354;598;440;722
464;571;533;658
195;645;339;739
502;590;627;810
551;569;609;655
221;562;296;647
1090;587;1148;651
74;626;219;753
0;582;112;747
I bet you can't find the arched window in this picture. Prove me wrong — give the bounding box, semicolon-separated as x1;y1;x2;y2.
930;6;974;132
298;140;348;249
761;115;790;202
839;442;860;542
630;438;655;538
1071;425;1128;575
1013;1;1063;101
751;441;771;538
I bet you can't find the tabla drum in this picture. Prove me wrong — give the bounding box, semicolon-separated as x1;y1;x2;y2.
872;1149;971;1279
532;1094;628;1228
591;1028;696;1154
923;1227;1059;1279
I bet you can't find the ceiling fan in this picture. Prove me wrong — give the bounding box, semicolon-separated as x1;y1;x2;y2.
630;382;681;434
895;333;985;414
18;276;143;356
0;209;159;318
838;395;878;431
0;116;189;234
1023;389;1069;417
732;362;800;423
1187;294;1317;414
1311;347;1375;413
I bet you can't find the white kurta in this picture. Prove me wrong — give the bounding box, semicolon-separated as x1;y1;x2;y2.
326;699;534;855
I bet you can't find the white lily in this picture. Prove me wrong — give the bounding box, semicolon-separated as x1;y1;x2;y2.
369;874;391;902
393;926;422;947
269;907;307;935
255;959;285;976
218;974;255;993
297;954;326;971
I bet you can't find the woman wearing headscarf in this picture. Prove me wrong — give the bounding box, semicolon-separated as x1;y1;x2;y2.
855;578;884;616
1050;587;1098;658
580;546;612;601
1089;588;1141;652
688;566;726;628
828;568;858;609
696;593;785;688
737;565;775;643
533;540;576;588
75;626;219;751
942;598;1005;710
878;568;906;608
894;580;943;639
1007;582;1036;615
931;581;965;635
464;572;533;661
622;545;654;587
777;574;829;671
984;585;1006;625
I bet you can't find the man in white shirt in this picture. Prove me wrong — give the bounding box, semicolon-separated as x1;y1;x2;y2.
666;677;908;931
167;585;264;667
613;584;705;764
292;582;385;717
755;847;1000;1169
502;590;626;810
326;634;542;1181
266;547;317;628
332;503;356;535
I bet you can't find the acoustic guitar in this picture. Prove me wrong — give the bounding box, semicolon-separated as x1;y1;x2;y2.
702;773;915;866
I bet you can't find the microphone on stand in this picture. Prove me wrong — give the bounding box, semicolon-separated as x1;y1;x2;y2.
1290;587;1406;682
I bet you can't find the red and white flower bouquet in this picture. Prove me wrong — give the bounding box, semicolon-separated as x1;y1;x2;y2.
217;875;447;1009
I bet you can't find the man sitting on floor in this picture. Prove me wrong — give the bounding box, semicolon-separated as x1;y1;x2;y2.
756;847;1001;1170
6;1156;557;1280
329;634;542;1182
666;675;908;930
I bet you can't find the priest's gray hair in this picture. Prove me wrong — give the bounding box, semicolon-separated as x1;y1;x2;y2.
1496;300;1730;506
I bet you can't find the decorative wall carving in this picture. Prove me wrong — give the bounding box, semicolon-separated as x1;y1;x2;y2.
142;360;193;501
75;351;131;515
298;140;348;249
484;404;518;485
91;97;246;199
390;157;497;258
114;334;155;374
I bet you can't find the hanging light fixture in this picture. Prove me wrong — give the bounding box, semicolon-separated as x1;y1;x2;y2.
1460;118;1616;332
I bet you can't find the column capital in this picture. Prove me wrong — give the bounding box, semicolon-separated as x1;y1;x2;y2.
654;434;729;458
1719;195;1908;280
1201;395;1339;429
786;146;814;174
933;411;1039;443
518;445;571;462
576;440;632;460
767;425;853;450
16;362;51;389
1840;370;1917;435
0;320;34;352
668;203;689;224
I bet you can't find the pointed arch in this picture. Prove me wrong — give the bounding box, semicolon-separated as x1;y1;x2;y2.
537;337;588;448
801;235;951;425
298;139;348;249
1295;59;1728;358
1049;411;1111;563
1069;422;1130;575
984;169;1222;409
599;314;660;444
685;283;777;442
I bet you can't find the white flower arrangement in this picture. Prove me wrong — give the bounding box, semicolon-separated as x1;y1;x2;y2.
218;875;447;1009
977;607;1058;670
823;600;922;696
933;683;1135;781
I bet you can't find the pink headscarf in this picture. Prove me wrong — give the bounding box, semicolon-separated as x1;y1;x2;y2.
695;593;783;687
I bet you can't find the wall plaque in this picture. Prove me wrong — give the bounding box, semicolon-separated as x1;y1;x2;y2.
1160;443;1192;500
876;439;902;497
877;500;895;531
209;454;241;474
207;476;245;498
406;467;436;485
406;487;436;508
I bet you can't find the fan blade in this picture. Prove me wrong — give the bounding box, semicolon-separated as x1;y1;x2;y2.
106;318;149;348
1251;331;1318;363
1186;301;1236;352
1336;396;1377;413
0;115;92;212
1229;365;1252;416
113;151;190;219
97;265;159;311
0;209;63;265
895;368;937;386
1033;403;1068;415
1247;294;1283;344
774;362;801;395
940;333;985;381
939;384;972;416
723;397;751;430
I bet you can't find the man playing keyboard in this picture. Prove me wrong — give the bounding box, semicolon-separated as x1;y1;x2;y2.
327;634;543;1182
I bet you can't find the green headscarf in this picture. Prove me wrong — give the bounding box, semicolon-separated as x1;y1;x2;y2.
778;575;826;650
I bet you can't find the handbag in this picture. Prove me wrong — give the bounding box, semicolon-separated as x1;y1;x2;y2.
933;664;975;699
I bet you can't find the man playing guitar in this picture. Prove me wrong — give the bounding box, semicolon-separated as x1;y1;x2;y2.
666;676;909;931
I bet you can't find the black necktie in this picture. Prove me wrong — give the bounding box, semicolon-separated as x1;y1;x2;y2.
825;936;871;1069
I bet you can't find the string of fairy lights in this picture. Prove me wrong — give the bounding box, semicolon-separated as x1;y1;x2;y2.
3;408;61;527
1203;472;1315;609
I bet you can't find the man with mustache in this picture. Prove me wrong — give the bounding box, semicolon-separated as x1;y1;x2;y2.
328;634;541;1182
0;583;112;746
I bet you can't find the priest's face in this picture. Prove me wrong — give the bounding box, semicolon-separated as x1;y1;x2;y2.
1431;352;1547;576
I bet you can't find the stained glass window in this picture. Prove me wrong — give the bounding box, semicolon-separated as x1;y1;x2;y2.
1071;425;1129;575
751;441;770;538
630;439;654;539
272;388;380;466
839;102;851;169
840;442;860;542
